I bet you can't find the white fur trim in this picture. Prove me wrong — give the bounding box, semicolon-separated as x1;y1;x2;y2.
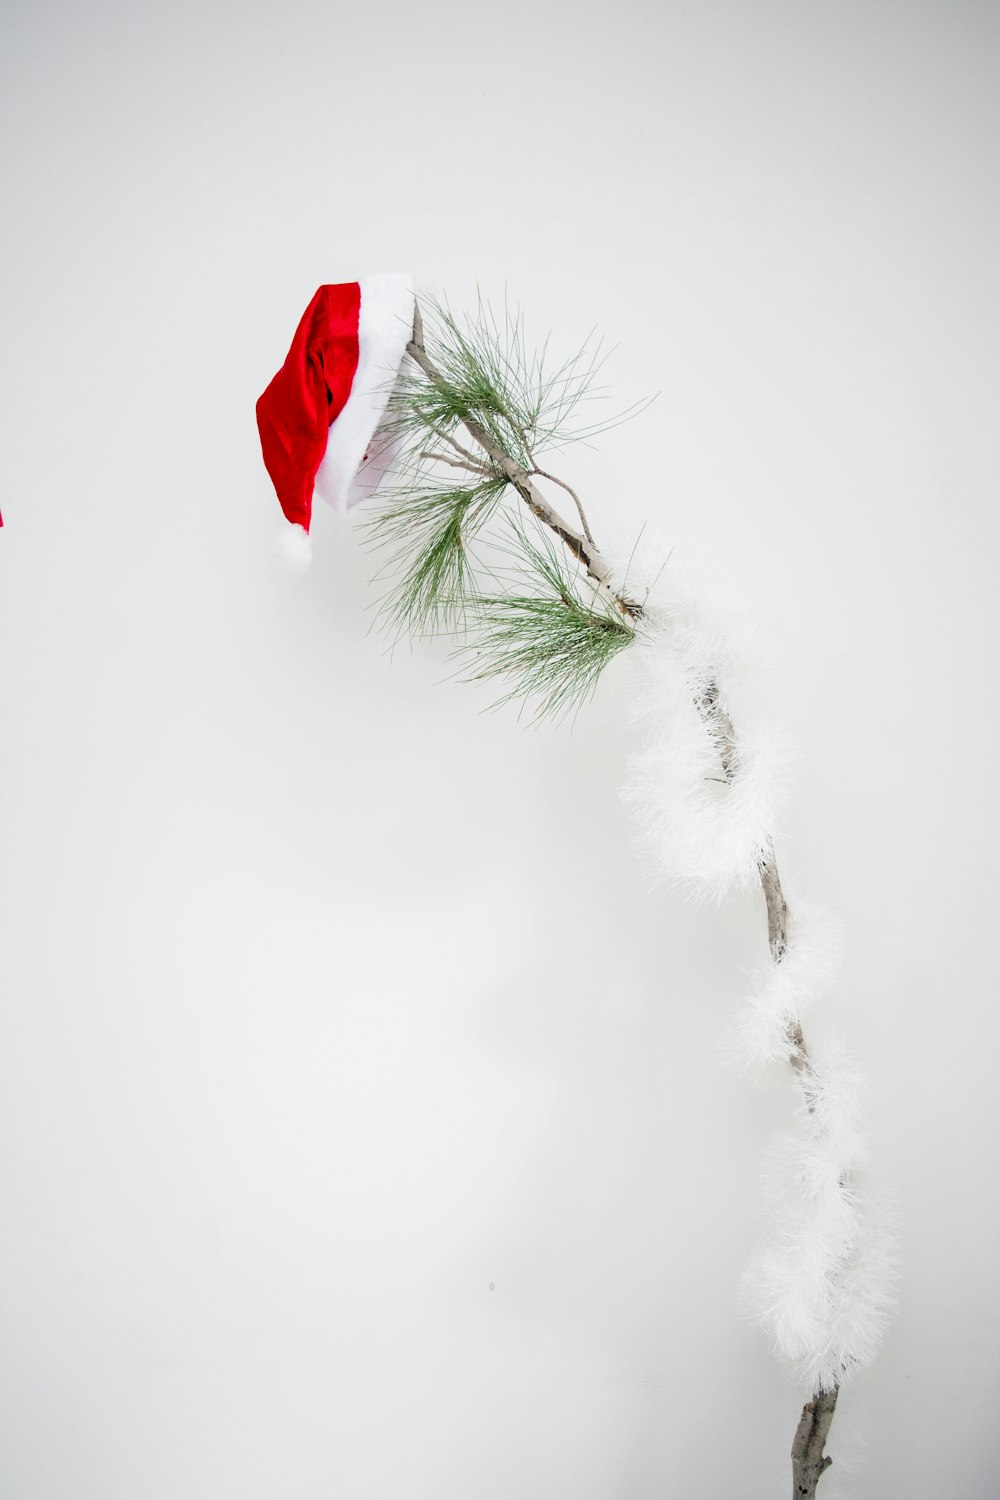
275;521;312;571
314;273;414;514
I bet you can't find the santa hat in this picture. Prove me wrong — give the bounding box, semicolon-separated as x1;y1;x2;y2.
256;273;415;569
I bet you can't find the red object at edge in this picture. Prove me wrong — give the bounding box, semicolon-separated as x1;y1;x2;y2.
255;283;362;533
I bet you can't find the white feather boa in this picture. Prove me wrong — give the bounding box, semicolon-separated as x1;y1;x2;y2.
616;551;895;1392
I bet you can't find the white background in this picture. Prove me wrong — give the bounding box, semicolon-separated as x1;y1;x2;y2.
2;2;998;1496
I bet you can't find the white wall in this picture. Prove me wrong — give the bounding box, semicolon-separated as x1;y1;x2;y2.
2;2;998;1495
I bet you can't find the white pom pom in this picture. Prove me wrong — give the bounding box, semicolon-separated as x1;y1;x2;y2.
275;522;312;571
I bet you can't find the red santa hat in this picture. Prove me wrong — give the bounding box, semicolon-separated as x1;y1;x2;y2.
256;273;415;568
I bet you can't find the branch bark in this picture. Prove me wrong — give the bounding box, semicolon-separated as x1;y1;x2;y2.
791;1389;839;1499
406;300;839;1494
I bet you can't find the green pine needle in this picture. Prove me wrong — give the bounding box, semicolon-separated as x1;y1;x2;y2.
458;520;636;723
366;291;647;721
367;477;506;633
385;294;654;470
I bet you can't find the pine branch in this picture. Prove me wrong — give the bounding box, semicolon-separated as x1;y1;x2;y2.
404;298;831;1088
405;303;642;622
367;296;648;718
385;295;847;1490
458;519;635;723
367;476;505;633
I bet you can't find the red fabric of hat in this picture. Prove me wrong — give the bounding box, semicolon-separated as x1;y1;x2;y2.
256;283;361;535
256;274;414;569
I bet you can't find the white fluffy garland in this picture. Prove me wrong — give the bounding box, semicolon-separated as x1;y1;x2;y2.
741;1039;897;1391
620;564;793;900
618;557;895;1393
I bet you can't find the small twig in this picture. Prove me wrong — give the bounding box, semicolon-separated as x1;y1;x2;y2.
436;428;491;470
530;466;596;547
420;449;492;476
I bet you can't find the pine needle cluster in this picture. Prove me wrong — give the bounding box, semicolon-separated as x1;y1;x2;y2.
384;295;645;470
367;476;506;633
461;523;635;723
367;295;643;721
